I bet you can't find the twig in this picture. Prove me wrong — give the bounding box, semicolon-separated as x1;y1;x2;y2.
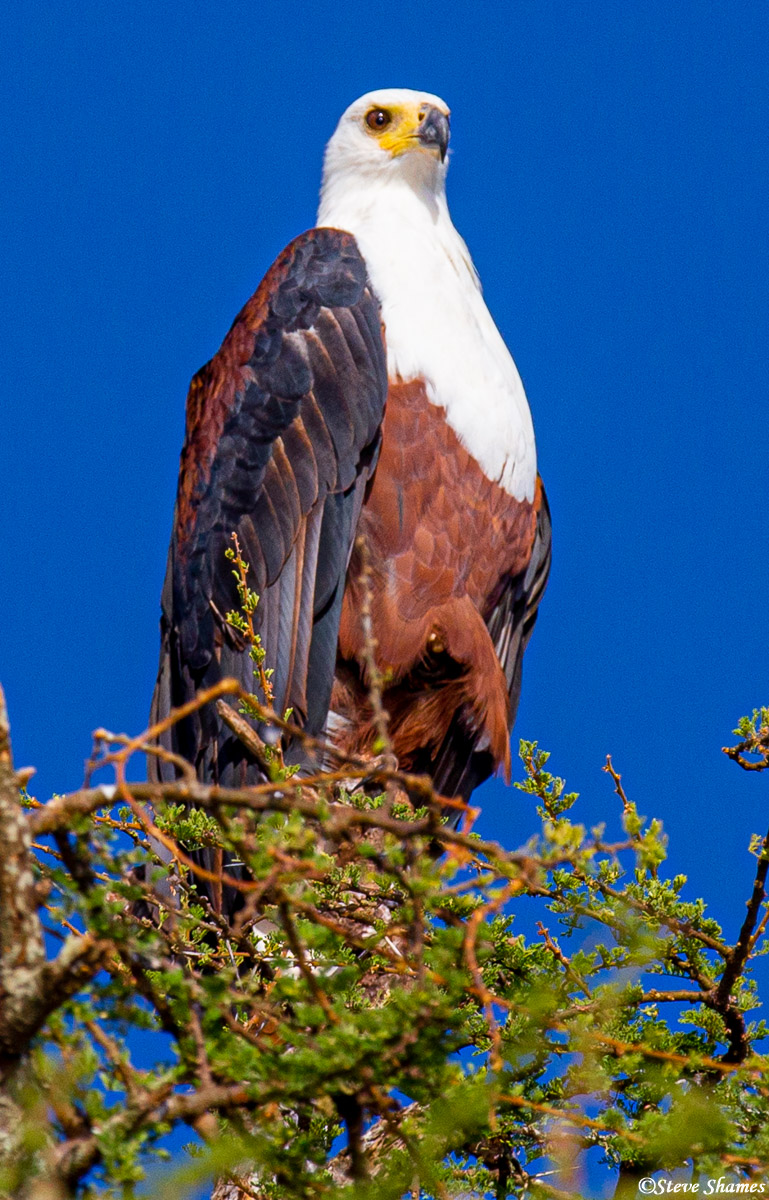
85;678;242;785
463;881;525;1071
603;756;631;813
499;1092;644;1145
355;534;392;759
639;989;711;1004
91;728;197;783
228;532;274;709
276;897;339;1025
216;700;273;774
723;719;769;773
537;923;591;999
85;1020;144;1102
588;1031;750;1074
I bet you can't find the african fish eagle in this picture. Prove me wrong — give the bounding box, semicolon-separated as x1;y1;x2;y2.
150;88;551;812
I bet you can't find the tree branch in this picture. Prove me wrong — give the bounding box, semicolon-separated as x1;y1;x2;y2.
0;683;47;1061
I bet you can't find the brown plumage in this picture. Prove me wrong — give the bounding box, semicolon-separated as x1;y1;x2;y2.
333;380;549;797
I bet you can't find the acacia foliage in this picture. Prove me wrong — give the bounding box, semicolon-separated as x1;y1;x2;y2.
1;696;769;1199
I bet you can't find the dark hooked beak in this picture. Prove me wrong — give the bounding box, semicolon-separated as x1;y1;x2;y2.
417;106;450;162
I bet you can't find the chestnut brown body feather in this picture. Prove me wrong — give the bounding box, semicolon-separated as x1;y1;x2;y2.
333;380;549;792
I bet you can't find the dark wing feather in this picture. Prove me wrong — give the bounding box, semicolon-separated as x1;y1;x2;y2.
428;483;552;804
150;228;387;790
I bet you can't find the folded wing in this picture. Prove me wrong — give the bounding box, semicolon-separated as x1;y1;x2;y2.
151;228;387;788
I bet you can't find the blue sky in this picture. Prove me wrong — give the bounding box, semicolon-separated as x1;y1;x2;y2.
3;0;769;1173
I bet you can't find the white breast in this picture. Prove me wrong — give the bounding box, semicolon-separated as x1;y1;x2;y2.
318;178;536;502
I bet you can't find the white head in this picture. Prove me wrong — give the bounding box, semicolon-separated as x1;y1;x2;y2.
316;89;536;500
320;88;451;208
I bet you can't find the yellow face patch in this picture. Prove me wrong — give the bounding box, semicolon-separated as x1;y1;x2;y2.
363;102;442;158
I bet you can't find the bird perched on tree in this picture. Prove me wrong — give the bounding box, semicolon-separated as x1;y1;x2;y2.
150;88;550;809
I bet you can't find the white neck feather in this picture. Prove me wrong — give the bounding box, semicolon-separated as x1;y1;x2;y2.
317;164;536;501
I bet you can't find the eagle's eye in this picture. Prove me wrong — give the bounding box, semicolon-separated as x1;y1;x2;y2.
365;107;392;132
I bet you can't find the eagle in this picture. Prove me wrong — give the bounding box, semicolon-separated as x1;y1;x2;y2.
150;88;551;815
